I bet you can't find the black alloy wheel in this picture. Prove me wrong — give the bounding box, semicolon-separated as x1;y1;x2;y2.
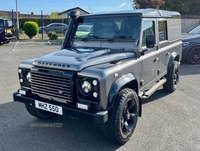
187;47;200;64
101;88;139;145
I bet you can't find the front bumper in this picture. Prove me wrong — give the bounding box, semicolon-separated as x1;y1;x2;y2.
13;91;108;124
4;35;16;40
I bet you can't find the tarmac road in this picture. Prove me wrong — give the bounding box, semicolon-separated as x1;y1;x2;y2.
0;41;200;151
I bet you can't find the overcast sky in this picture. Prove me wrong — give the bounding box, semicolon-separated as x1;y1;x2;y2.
0;0;133;15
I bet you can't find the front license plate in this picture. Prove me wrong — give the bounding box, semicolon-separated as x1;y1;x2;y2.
35;100;63;115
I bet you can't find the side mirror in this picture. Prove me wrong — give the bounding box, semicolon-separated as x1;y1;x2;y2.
146;35;155;48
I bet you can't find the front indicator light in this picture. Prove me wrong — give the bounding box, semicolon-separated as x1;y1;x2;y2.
92;80;98;86
77;103;89;110
18;69;22;73
19;89;26;95
183;42;190;47
93;92;98;98
19;79;23;83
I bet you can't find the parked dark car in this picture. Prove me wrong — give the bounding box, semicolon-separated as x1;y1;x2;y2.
0;18;15;44
182;25;200;64
39;23;68;34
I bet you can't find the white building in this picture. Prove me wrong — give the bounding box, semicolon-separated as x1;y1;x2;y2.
58;7;90;19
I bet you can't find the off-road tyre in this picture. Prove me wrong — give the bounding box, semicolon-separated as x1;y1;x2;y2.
163;61;179;92
101;88;139;145
25;104;54;119
3;40;10;44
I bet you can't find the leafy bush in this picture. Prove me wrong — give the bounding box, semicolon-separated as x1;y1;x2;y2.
14;28;24;39
47;31;58;40
14;30;19;39
23;21;39;39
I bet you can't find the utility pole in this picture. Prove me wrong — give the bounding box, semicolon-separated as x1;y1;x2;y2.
16;0;19;29
41;10;43;40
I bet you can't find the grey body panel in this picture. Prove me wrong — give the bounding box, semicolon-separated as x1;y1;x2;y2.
15;8;182;121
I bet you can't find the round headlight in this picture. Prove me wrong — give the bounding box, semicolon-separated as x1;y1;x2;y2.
81;81;92;93
26;72;31;83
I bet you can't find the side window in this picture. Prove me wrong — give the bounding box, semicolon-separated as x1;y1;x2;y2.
158;21;167;42
142;21;155;47
7;20;13;28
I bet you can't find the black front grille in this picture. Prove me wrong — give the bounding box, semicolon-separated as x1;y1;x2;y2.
31;70;74;103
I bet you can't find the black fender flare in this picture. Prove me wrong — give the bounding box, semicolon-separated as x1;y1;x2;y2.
108;73;138;107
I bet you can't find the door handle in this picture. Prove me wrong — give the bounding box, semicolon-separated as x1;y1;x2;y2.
166;52;171;56
154;57;159;62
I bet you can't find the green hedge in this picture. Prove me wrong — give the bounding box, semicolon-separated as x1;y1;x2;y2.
23;21;39;39
47;31;58;40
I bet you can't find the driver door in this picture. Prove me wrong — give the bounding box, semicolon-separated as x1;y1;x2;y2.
140;19;159;91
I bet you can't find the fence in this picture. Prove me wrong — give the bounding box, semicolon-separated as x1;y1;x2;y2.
11;18;200;33
182;19;200;33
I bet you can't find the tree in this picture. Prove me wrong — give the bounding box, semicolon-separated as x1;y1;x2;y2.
23;21;39;39
161;0;190;15
131;0;200;15
161;0;200;15
151;0;165;9
50;12;59;19
189;0;200;15
133;0;165;9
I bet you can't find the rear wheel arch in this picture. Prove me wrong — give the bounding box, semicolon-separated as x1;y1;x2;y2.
163;61;179;92
168;52;180;69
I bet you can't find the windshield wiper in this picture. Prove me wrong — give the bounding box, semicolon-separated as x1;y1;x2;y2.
113;36;133;39
103;36;134;42
87;34;99;38
81;34;101;41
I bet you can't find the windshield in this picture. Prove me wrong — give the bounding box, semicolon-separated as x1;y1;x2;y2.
189;25;200;34
7;20;13;28
73;15;140;40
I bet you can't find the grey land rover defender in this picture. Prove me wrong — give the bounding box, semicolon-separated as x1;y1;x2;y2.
13;9;182;144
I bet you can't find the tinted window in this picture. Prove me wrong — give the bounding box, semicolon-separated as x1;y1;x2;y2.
142;21;155;47
8;20;13;27
158;21;167;42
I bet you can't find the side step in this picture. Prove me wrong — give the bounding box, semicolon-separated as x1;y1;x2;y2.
142;78;166;99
